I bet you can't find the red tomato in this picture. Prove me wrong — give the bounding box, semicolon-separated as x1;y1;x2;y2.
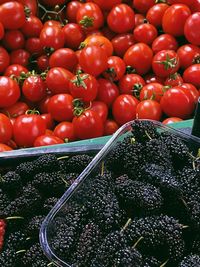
112;94;139;125
13;114;46;147
164;73;183;87
90;0;122;10
139;83;164;102
152;34;178;54
152;50;180;78
104;119;119;135
0;21;4;40
124;43;153;75
184;12;200;46
37;55;49;72
119;73;146;97
136;100;162;121
49;48;78;72
53;121;75;141
145;73;165;84
103;56;126;81
0;143;13;151
133;0;155;14
90;101;108;122
76;2;104;31
73;110;103;139
41;113;55;130
177;44;200;70
34;134;64;147
162;4;191;37
162;117;183;125
10;49;30;67
146;3;169;28
79;45;108;77
69;72;98;102
20;16;43;38
107;4;135;33
66;1;83;23
0;46;10;73
183;64;200;87
25;37;43;56
160;87;194;118
2;30;25;51
181;83;199;103
97;78;119;107
0;2;26;30
46;67;73;94
0;113;13;144
0;77;20;108
111;33;135;57
43;20;62;28
1;101;29;118
168;0;194;5
40;0;65;6
38;96;52;114
133;23;158;45
48;94;74;122
17;0;38;16
134;13;145;27
191;0;200;12
40;25;65;51
63;23;86;50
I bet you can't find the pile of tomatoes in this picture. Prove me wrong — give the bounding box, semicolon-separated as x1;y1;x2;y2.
0;0;200;151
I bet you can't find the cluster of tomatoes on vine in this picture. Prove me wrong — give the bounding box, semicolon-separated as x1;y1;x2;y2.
0;0;200;151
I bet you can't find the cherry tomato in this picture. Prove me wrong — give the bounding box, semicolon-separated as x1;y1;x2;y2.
1;101;29;118
10;49;30;67
119;74;146;97
162;117;183;125
191;0;200;12
63;23;86;50
183;64;200;87
177;44;200;70
90;0;122;10
136;100;162;121
0;143;13;151
37;55;49;72
134;13;145;27
133;23;158;45
0;46;10;73
25;37;43;56
152;34;178;54
146;3;169;28
17;0;38;16
124;43;153;75
0;77;20;108
13;114;46;147
184;12;200;45
40;0;65;6
111;33;135;57
107;4;135;33
34;134;64;147
53;121;75;141
48;94;74;122
139;83;164;102
145;73;165;85
0;21;4;40
103;56;126;81
112;94;139;125
73;109;103;139
164;73;183;87
0;113;13;144
40;25;65;50
162;4;191;37
2;30;25;51
133;0;155;14
20;16;43;38
104;119;119;135
41;113;55;130
90;101;108;122
181;83;199;103
66;1;83;23
97;78;119;107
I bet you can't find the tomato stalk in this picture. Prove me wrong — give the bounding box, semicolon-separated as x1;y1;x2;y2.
25;109;40;115
73;98;91;116
71;71;89;89
126;66;136;74
132;83;143;99
38;2;66;23
156;53;178;70
79;16;94;28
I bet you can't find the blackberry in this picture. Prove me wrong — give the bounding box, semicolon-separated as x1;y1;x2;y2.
22;242;46;266
25;215;45;238
15;161;36;181
131;120;160;143
4;230;27;250
33;153;60;172
179;254;200;266
113;247;143;267
62;154;93;173
115;175;163;214
192;236;200;255
65;172;79;185
143;256;161;267
1;171;22;192
43;197;59;213
0;248;19;267
32;259;50;267
0;189;10;215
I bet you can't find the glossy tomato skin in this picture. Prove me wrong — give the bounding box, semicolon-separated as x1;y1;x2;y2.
162;4;191;37
164;73;183;87
181;83;199;103
40;0;65;7
10;49;30;67
73;110;103;139
25;37;43;56
107;4;135;33
41;113;55;130
139;83;164;102
184;12;200;45
13;114;46;147
136;100;162;121
34;134;64;147
183;64;200;87
90;101;108;122
97;78;119;107
152;34;178;54
0;46;10;73
2;30;25;51
66;1;83;23
90;0;122;10
144;73;165;84
0;143;12;151
103;56;126;81
4;64;28;77
17;0;38;16
134;13;145;27
133;0;155;14
146;3;169;28
1;101;29;118
53;121;75;141
63;23;86;50
162;117;183;125
111;33;135;57
20;16;43;38
48;94;74;122
112;94;139;125
124;43;153;75
0;113;13;143
0;22;4;40
104;119;119;135
0;77;20;108
37;55;49;72
133;23;158;45
40;25;65;51
119;73;146;96
177;44;200;70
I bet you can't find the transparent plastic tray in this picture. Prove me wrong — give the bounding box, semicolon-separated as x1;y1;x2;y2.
40;119;200;267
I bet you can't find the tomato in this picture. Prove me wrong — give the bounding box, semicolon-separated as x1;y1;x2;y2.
152;50;180;78
133;0;155;14
38;95;53;114
90;0;122;10
10;49;30;67
20;16;43;38
162;117;183;125
0;46;10;73
13;114;46;147
97;78;119;107
104;119;119;135
46;67;73;94
119;74;146;97
124;43;153;75
41;113;55;130
111;33;135;57
177;44;200;70
63;23;85;50
0;22;4;40
40;0;65;6
146;3;169;28
136;100;162;121
73;109;103;139
0;2;26;30
164;73;183;87
103;56;126;81
43;20;62;28
0;77;20;108
0;113;13;144
40;25;65;51
1;101;29;118
134;13;145;27
17;0;38;16
25;37;43;56
79;45;108;77
139;83;164;103
112;94;139;125
0;143;13;151
48;94;74;122
22;75;47;102
184;12;200;46
144;73;165;84
107;4;135;33
2;30;25;51
76;2;104;31
49;48;78;72
34;134;64;147
133;23;158;45
152;34;178;54
37;55;49;72
90;101;108;122
181;83;199;103
160;87;194;118
183;64;200;87
168;0;194;5
66;1;83;23
191;0;200;12
53;121;75;141
162;4;191;37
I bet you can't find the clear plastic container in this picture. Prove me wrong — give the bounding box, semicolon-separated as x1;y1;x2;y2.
40;119;200;267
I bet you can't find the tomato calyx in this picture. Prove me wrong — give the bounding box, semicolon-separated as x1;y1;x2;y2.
73;98;91;116
71;71;89;89
105;67;117;80
24;6;31;18
193;55;200;64
155;0;168;3
79;16;94;28
126;66;136;74
132;83;143;99
156;53;178;70
25;109;40;115
44;47;55;56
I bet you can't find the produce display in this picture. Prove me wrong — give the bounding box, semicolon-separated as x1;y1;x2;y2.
1;0;200;150
45;120;200;267
0;152;95;266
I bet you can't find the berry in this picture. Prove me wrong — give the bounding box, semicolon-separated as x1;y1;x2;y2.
113;246;143;267
179;254;200;266
62;154;93;173
43;197;59;213
22;242;46;266
25;215;45;238
1;171;22;192
4;230;27;250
